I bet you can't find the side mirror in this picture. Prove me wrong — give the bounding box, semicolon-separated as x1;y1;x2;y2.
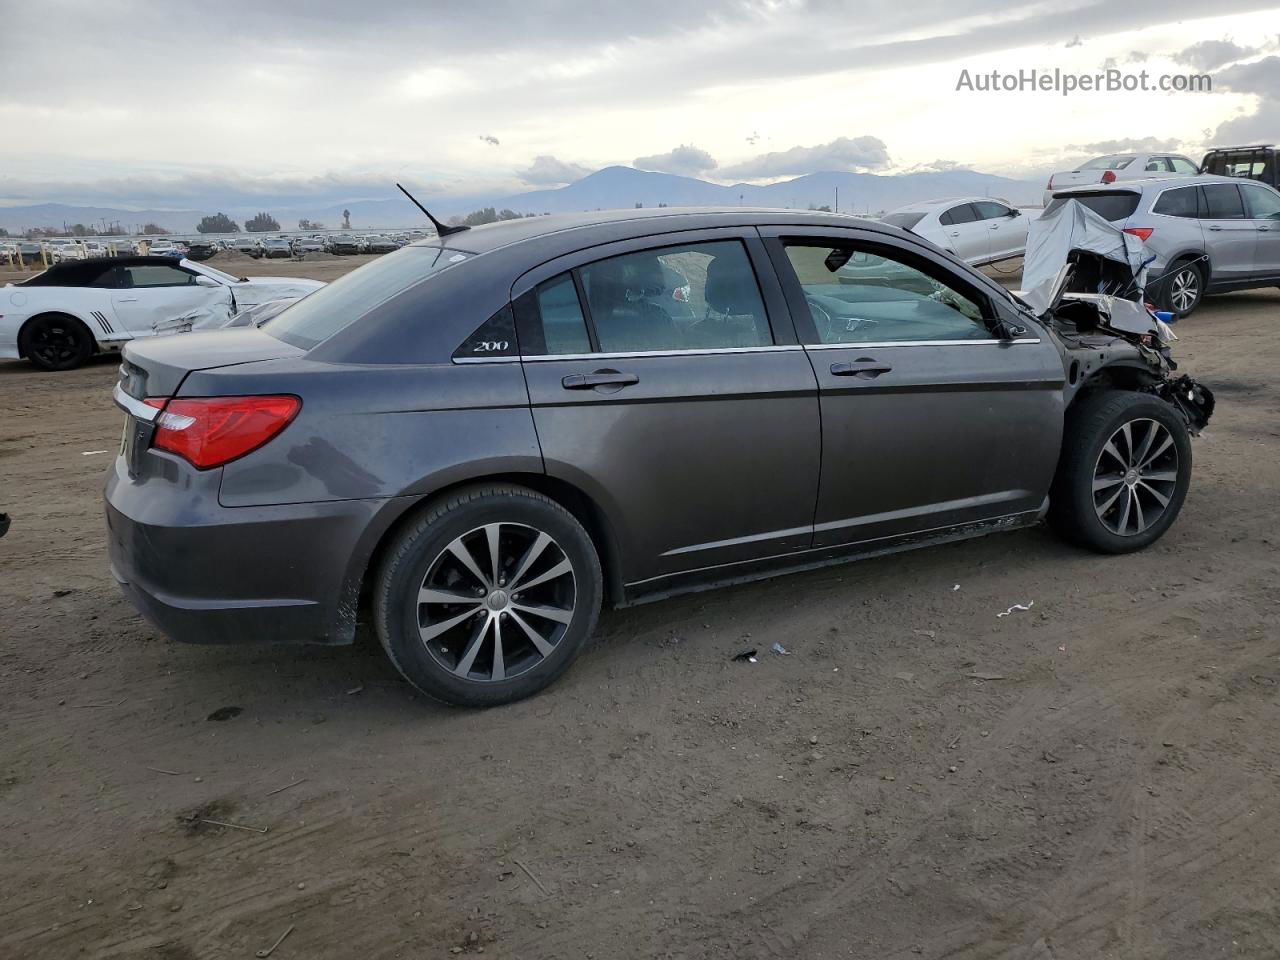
194;275;219;287
992;317;1028;340
1007;209;1022;217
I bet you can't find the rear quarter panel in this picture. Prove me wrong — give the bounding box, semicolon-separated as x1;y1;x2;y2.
199;359;543;508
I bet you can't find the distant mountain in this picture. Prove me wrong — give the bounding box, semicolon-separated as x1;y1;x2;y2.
0;167;1043;236
496;165;1043;215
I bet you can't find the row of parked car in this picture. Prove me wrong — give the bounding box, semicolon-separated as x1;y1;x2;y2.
875;142;1280;316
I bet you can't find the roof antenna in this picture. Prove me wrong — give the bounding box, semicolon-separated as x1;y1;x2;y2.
397;182;469;236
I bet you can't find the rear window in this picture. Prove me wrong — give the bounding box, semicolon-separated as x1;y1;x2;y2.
1080;155;1134;170
1045;190;1140;222
266;245;471;350
881;212;926;230
1152;186;1200;218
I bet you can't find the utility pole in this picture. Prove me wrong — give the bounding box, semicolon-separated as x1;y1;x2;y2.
834;187;839;213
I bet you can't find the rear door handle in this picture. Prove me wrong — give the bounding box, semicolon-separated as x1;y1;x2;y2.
830;359;892;378
117;297;139;302
561;370;639;390
1207;225;1223;231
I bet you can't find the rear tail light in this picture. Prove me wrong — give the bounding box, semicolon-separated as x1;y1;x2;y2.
1124;227;1154;242
1101;170;1117;184
147;395;301;469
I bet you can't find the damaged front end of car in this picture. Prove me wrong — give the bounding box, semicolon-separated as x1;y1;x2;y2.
1039;282;1215;434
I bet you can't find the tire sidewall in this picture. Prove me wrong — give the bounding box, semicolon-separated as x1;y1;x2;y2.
1066;395;1193;552
377;492;602;707
21;314;94;371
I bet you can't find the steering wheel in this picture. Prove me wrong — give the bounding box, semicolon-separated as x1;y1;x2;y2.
806;294;877;340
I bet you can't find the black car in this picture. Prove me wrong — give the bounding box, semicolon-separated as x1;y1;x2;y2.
106;208;1213;707
1201;144;1278;189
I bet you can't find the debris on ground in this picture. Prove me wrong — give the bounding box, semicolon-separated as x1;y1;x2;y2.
206;706;243;722
771;642;790;655
731;649;758;663
255;924;295;958
997;601;1035;617
966;671;1008;681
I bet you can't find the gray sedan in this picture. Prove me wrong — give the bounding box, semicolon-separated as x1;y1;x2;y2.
1047;174;1280;315
106;208;1213;707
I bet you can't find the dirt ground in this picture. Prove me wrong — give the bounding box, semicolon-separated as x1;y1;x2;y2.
2;259;1279;960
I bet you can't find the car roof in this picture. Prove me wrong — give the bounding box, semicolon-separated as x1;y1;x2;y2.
406;206;899;257
1052;174;1247;196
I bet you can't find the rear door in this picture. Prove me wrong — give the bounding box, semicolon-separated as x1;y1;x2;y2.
1199;182;1255;282
1240;182;1280;277
513;229;821;587
973;201;1026;261
761;227;1064;548
937;203;988;263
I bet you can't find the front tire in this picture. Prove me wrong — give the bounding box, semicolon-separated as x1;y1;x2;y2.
374;485;603;707
20;313;95;371
1048;390;1193;554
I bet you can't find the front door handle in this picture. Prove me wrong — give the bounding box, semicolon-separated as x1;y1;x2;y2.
562;370;639;390
830;359;892;378
1207;225;1223;231
117;297;139;302
948;231;961;237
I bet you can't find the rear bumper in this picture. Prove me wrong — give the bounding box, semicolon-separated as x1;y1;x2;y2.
105;460;409;645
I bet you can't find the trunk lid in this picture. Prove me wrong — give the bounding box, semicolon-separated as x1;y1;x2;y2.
118;328;305;400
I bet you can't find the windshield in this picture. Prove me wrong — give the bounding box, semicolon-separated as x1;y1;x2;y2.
1080;155;1134;171
187;262;240;284
266;245;471;350
881;211;927;230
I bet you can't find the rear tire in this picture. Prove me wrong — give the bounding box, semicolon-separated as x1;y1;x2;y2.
373;484;602;707
1048;390;1192;554
20;313;95;371
1157;259;1203;318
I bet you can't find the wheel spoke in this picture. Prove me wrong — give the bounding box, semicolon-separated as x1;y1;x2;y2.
491;618;505;681
1116;487;1133;534
1132;421;1158;467
507;531;551;591
418;586;481;605
508;609;555;657
448;538;491;590
454;614;492;676
419;605;483;643
1132;488;1147;532
1097;484;1125;516
514;558;573;593
1141;469;1178;483
1139;434;1174;470
484;523;502;585
1101;440;1127;467
1093;474;1125;492
1118;422;1134;464
1137;481;1170;507
512;602;574;625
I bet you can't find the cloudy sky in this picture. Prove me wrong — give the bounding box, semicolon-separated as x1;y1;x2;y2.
1;0;1278;210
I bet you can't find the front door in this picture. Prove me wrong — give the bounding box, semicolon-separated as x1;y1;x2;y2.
1240;182;1280;277
107;262;232;336
762;229;1065;548
514;230;821;587
1199;182;1256;283
974;200;1028;262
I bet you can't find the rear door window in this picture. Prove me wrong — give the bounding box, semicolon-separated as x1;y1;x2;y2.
1152;186;1201;218
535;273;592;355
578;240;771;353
1202;183;1246;219
939;204;979;226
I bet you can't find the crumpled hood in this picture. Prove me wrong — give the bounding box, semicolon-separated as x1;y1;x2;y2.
235;277;324;307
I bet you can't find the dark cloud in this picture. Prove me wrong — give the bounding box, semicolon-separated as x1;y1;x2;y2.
1065;35;1083;48
1172;39;1256;70
1068;136;1183;153
719;136;890;179
633;144;718;175
517;155;591;185
1211;55;1280;143
479;134;501;146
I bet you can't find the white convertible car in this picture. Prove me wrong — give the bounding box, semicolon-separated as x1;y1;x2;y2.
1;256;323;370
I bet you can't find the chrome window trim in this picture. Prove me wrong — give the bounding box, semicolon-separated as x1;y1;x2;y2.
452;339;1041;363
803;338;1041;349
